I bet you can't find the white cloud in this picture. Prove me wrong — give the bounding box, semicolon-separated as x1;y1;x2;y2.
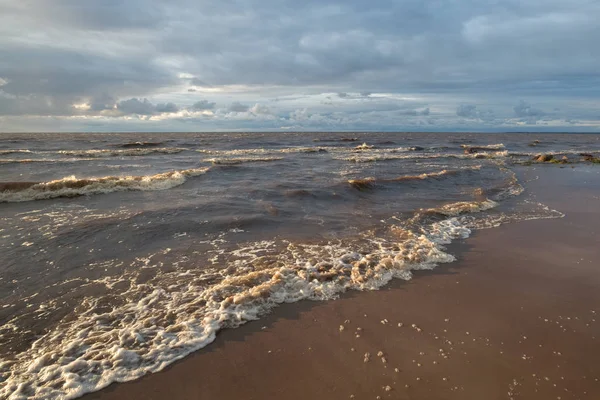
249;103;271;114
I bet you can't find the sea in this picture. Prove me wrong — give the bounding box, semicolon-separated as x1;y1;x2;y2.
1;132;599;399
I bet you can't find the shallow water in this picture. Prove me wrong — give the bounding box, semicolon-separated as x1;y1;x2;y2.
0;132;598;399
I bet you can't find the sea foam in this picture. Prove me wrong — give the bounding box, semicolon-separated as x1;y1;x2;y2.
0;205;490;400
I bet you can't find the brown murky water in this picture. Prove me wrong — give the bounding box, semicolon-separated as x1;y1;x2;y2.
1;132;599;399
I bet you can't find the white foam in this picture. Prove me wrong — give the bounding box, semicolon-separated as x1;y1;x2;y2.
460;143;505;150
208;156;283;165
0;214;478;400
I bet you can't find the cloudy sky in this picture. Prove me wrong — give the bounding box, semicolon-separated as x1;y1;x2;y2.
1;0;599;132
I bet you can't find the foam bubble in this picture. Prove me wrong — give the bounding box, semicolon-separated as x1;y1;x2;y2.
0;210;485;400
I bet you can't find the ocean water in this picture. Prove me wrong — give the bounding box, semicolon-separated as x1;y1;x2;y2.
0;132;598;399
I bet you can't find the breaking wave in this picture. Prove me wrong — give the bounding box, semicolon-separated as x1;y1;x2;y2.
460;143;505;151
57;148;187;157
347;167;481;190
0;205;482;400
197;147;334;156
0;158;97;165
112;141;165;148
339;151;508;163
0;149;32;155
0;167;210;203
421;199;498;217
509;149;600;157
208;156;284;165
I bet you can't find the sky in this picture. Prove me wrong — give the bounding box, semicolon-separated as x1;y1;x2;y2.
0;0;599;132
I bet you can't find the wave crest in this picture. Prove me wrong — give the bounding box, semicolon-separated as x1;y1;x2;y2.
0;167;210;203
348;167;481;189
57;148;186;157
208;157;283;165
0;149;32;155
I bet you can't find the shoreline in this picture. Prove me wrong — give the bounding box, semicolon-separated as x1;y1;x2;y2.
78;165;599;400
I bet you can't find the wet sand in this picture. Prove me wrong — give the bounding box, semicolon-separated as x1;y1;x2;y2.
85;166;600;400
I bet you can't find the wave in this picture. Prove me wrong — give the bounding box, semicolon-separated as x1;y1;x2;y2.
0;167;210;203
0;211;478;400
112;141;165;148
279;147;329;154
0;175;565;400
198;148;270;156
463;150;509;159
312;137;359;142
341;153;427;163
347;177;376;190
284;189;318;198
347;167;481;190
0;158;52;165
460;143;505;151
508;149;600;157
0;149;32;155
340;151;508;163
421;199;498;217
208;157;283;165
0;158;98;165
57;148;187;158
198;147;332;156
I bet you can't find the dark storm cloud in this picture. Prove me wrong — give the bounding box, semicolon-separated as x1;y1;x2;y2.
0;0;598;130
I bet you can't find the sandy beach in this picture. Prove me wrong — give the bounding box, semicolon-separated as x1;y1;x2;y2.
80;165;600;400
2;1;600;398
